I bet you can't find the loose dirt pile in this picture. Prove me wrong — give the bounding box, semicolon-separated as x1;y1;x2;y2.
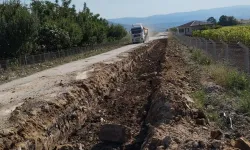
0;39;163;149
0;37;249;150
140;39;236;150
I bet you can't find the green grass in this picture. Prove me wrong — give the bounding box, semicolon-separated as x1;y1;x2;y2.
239;90;250;114
207;111;220;122
191;90;206;109
207;64;250;91
192;90;221;123
191;49;212;65
189;48;250;92
207;64;250;114
187;43;250;117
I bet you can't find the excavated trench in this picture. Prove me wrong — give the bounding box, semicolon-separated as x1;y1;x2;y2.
67;39;167;150
0;39;168;150
3;38;237;150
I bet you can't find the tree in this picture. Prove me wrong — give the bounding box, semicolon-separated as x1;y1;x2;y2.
207;17;217;24
107;24;127;41
36;23;70;51
83;2;87;12
228;16;238;26
0;1;38;58
0;0;128;59
57;18;82;46
218;15;239;26
218;15;228;26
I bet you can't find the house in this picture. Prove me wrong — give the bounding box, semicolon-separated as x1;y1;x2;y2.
177;20;214;36
238;19;250;24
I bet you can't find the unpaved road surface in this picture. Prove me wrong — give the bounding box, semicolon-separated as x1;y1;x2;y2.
0;35;246;150
0;34;166;130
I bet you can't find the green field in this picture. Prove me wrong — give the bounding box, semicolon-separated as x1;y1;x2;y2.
193;26;250;46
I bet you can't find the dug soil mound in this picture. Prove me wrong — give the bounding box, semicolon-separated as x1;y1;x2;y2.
0;39;165;150
1;38;245;150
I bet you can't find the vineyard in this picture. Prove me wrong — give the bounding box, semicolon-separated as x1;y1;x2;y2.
193;26;250;46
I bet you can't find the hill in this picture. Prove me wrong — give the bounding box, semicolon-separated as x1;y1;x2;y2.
108;5;250;31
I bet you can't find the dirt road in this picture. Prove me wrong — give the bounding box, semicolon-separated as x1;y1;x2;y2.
0;34;166;130
0;35;244;150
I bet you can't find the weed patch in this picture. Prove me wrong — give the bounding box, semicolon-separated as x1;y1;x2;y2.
191;90;206;109
192;90;222;124
191;49;212;65
208;64;250;91
239;90;250;114
206;111;220;122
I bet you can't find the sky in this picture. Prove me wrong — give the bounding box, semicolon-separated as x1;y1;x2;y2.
23;0;250;19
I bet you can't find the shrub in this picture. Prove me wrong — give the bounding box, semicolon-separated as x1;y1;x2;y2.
108;24;127;41
0;2;38;58
57;19;83;46
207;111;220;122
208;64;250;91
89;36;97;45
36;23;70;51
227;71;249;91
239;90;250;114
191;49;212;65
192;90;206;109
0;1;128;59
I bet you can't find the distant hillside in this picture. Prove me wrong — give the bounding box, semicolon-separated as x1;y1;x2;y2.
108;5;250;31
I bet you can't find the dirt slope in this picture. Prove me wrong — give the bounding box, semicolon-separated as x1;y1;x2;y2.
1;36;247;150
0;35;165;130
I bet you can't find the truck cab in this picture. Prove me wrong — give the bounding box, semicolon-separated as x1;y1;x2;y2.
130;24;148;44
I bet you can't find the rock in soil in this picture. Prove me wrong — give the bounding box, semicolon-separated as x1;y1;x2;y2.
196;118;206;125
156;145;165;150
234;137;250;150
211;130;223;140
196;109;207;119
198;140;206;148
162;136;172;148
56;145;79;150
211;140;222;149
192;141;199;148
99;124;130;144
203;82;223;93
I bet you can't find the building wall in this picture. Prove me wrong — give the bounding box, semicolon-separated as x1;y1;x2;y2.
178;27;192;36
178;25;214;36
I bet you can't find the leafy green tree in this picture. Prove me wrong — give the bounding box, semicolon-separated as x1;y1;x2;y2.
36;23;70;51
218;15;228;26
0;1;38;58
57;18;82;46
207;17;217;24
228;16;238;26
108;24;127;41
0;0;127;59
218;15;239;26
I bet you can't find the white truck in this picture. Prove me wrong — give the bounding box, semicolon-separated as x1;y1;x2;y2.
130;23;149;44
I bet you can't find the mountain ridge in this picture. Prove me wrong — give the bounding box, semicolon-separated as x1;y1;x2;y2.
108;5;250;31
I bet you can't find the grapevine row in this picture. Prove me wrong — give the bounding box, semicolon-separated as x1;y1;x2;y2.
193;26;250;46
